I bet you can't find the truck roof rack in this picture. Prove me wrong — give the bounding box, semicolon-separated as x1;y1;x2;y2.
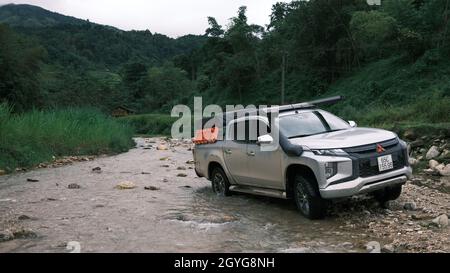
200;95;344;127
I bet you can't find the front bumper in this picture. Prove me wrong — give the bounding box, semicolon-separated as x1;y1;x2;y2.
319;166;413;199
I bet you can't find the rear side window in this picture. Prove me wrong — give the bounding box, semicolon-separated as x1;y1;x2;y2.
229;119;270;143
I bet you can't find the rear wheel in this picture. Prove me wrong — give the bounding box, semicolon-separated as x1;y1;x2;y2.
373;185;403;206
211;167;231;196
293;174;326;219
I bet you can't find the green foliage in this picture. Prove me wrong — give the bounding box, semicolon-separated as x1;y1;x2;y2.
0;104;134;171
119;114;178;136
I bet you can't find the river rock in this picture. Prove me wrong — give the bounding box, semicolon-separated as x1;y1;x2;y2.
115;181;136;190
366;241;381;253
157;144;168;151
404;202;417;211
432;214;448;228
177;173;188;177
429;160;439;169
438;164;450;176
426;146;440;160
68;183;81;189
0;170;6;176
409;158;418;166
144;186;160;191
382;244;395;253
435;164;446;172
410;139;424;148
0;230;14;242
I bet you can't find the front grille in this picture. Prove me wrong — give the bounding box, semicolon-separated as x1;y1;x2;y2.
343;138;407;178
358;151;406;178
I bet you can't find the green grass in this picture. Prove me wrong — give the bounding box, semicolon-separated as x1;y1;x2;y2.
0;104;134;172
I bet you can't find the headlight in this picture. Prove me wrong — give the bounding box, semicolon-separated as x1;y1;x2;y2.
324;162;338;179
312;149;348;156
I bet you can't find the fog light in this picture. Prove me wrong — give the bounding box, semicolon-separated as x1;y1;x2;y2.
325;162;338;179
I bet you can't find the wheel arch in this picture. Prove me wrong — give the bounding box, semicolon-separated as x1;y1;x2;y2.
285;164;318;199
208;161;224;180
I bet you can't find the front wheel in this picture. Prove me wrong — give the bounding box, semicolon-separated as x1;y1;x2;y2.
293;174;327;219
211;167;231;196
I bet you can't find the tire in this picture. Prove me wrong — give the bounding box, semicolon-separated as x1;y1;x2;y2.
293;174;327;219
211;166;231;197
373;185;403;205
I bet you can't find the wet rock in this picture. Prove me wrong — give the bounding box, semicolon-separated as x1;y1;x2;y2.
144;186;160;191
92;167;102;173
141;172;151;175
160;157;169;161
431;214;448;228
366;241;381;253
162;178;169;183
27;178;39;183
13;228;38;239
177;166;187;170
0;230;14;242
438;164;450;176
18;215;31;220
161;165;170;168
157;144;168;151
181;185;192;188
0;169;6;176
115;181;136;190
340;242;353;248
429;160;439;170
186;160;195;164
68;183;81;189
382;244;395;253
404;202;417;211
426;146;440;160
177;173;188;177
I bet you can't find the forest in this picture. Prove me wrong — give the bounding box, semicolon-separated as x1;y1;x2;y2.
0;0;449;123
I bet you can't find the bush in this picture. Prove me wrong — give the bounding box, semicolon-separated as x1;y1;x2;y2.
119;114;178;136
0;104;134;172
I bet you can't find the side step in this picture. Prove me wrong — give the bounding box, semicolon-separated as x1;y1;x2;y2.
229;185;287;199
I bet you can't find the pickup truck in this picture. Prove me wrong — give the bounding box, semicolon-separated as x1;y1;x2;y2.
193;98;413;219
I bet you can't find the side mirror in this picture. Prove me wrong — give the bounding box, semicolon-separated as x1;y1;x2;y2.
349;121;357;128
257;134;273;145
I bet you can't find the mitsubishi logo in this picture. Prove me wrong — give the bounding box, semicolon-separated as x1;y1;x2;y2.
376;144;385;153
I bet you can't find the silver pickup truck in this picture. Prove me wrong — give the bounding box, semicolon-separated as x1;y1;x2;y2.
193;98;413;219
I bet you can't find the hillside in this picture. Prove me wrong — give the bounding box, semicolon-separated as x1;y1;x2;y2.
0;3;87;27
0;4;206;112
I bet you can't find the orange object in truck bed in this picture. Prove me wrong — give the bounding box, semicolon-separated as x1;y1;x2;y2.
193;127;219;144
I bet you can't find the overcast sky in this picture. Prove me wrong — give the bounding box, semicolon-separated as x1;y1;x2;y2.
0;0;290;37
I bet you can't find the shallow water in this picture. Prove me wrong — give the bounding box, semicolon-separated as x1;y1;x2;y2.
0;138;367;253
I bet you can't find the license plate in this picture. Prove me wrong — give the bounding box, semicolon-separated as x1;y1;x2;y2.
377;154;393;172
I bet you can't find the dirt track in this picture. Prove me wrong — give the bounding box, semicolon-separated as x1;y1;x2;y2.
0;138;449;253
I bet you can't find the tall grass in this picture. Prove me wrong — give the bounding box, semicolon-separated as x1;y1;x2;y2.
0;104;134;172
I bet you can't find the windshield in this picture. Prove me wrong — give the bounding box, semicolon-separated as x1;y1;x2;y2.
279;110;351;138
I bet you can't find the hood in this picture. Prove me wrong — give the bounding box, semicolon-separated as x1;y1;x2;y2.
289;127;397;149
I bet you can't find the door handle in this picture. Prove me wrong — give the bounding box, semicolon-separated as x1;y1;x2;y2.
225;149;232;155
248;151;255;156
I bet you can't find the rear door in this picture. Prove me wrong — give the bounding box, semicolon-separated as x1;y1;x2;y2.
223;119;251;185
